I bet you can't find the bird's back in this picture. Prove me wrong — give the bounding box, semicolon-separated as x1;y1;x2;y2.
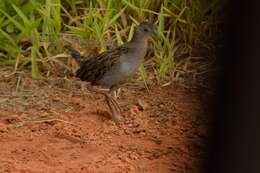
75;45;128;86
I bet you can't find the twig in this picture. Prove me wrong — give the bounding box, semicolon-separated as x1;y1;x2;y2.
0;94;36;97
12;118;74;128
16;76;21;92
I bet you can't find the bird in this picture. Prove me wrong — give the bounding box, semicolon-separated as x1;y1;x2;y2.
67;21;158;123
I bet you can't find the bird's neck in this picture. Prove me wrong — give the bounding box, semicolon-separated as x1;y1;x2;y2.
130;31;147;43
128;34;148;51
125;35;148;64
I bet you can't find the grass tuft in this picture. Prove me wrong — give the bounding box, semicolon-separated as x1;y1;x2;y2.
0;0;223;85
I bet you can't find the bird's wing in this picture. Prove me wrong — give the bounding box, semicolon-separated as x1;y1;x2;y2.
76;45;128;84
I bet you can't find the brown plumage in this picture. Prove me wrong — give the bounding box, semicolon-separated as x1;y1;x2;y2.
76;46;128;85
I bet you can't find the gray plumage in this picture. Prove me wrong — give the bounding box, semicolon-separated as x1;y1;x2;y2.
67;21;157;123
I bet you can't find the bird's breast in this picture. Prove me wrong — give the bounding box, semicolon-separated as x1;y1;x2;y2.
97;46;147;87
120;61;138;75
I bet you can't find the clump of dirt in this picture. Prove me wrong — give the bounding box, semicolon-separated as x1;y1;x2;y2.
0;69;211;173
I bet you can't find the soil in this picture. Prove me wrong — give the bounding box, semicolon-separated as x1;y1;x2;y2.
0;69;211;173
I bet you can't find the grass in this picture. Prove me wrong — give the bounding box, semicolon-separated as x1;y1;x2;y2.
0;0;223;83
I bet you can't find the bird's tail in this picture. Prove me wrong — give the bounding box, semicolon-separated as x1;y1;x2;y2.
65;46;83;65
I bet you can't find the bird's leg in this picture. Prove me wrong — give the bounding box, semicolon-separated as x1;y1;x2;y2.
113;88;121;99
104;93;123;123
107;96;122;113
108;86;122;112
87;85;122;123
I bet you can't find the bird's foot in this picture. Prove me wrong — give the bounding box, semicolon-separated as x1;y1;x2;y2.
104;93;124;125
111;113;124;125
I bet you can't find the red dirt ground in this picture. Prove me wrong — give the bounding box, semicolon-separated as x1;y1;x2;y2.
0;70;211;173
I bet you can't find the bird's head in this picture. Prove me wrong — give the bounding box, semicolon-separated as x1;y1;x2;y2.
134;21;158;39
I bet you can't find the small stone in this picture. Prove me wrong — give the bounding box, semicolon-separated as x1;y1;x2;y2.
129;153;138;160
0;123;8;133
